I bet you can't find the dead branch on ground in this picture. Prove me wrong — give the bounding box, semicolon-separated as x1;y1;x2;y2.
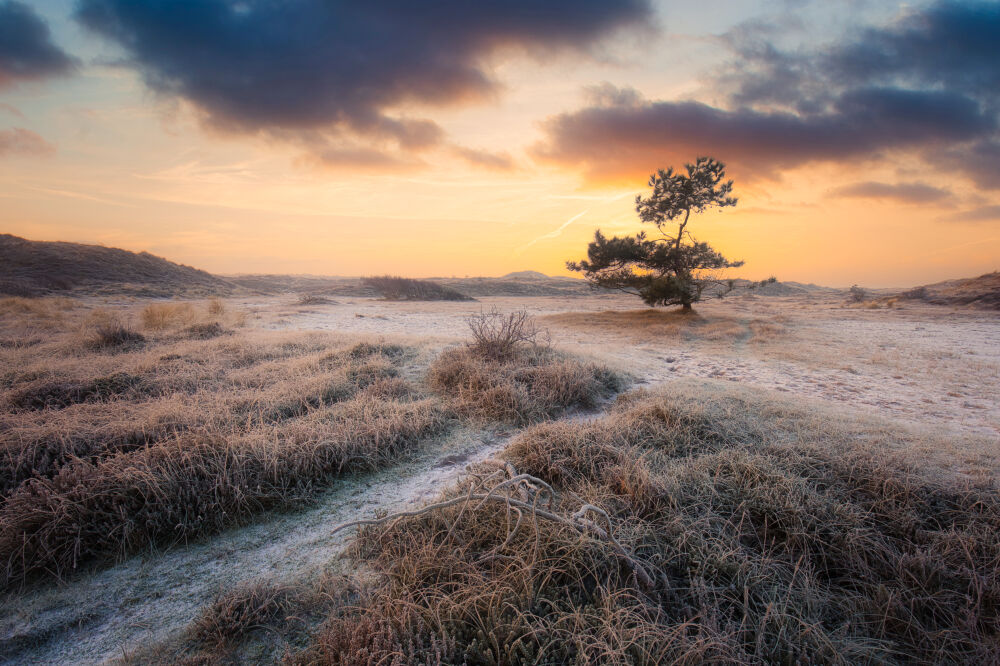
330;461;654;591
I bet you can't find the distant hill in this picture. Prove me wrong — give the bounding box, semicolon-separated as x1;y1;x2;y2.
0;234;235;297
897;272;1000;310
227;273;600;297
700;278;837;298
502;270;551;280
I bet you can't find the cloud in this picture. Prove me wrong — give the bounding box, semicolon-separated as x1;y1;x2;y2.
534;2;1000;187
0;1;76;88
451;145;515;171
719;1;1000;112
940;139;1000;190
307;145;424;172
830;181;952;204
517;209;589;252
947;204;1000;223
532;85;994;183
826;2;1000;103
75;0;650;164
0;127;56;156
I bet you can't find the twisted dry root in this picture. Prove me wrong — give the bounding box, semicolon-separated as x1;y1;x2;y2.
330;462;654;591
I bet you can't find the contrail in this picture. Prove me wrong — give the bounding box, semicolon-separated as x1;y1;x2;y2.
516;209;589;253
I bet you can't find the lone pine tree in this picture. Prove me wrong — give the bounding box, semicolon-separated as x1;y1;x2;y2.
568;156;745;310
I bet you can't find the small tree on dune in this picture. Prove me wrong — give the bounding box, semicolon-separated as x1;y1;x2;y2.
567;156;750;310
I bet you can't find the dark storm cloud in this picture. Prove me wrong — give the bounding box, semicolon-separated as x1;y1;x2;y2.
75;0;650;159
534;1;1000;187
830;181;952;204
532;85;995;182
721;1;1000;111
0;1;76;88
826;1;1000;102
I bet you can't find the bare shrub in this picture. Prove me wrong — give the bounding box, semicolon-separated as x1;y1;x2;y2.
848;284;867;303
298;293;335;305
466;307;547;360
362;275;473;301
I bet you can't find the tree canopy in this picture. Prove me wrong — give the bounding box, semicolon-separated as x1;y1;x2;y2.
568;157;746;309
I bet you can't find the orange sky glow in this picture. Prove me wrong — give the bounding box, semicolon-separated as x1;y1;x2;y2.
1;1;998;287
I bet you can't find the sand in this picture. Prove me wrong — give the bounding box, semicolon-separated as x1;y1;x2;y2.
255;292;999;438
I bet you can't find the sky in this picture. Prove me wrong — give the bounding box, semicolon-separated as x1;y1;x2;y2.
1;0;998;287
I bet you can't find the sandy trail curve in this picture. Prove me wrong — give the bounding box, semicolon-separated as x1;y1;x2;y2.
0;425;518;664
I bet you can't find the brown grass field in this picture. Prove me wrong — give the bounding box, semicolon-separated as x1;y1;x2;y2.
0;291;997;664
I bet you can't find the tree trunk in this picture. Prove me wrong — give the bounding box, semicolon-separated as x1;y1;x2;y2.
681;302;693;311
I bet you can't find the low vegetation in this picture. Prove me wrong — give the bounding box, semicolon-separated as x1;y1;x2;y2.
8;294;996;664
0;299;449;587
362;275;474;301
298;293;337;305
289;383;1000;664
0;301;624;593
429;310;625;424
0;340;447;587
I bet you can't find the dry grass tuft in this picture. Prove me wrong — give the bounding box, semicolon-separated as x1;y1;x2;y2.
90;322;146;350
294;384;1000;664
0;296;75;319
428;344;625;424
184;322;226;339
6;372;146;411
192;580;303;647
142;302;198;330
140;299;244;332
83;309;146;350
207;298;225;316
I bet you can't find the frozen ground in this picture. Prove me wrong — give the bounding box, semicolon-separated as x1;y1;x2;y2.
253;292;1000;438
2;291;996;664
1;426;513;664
